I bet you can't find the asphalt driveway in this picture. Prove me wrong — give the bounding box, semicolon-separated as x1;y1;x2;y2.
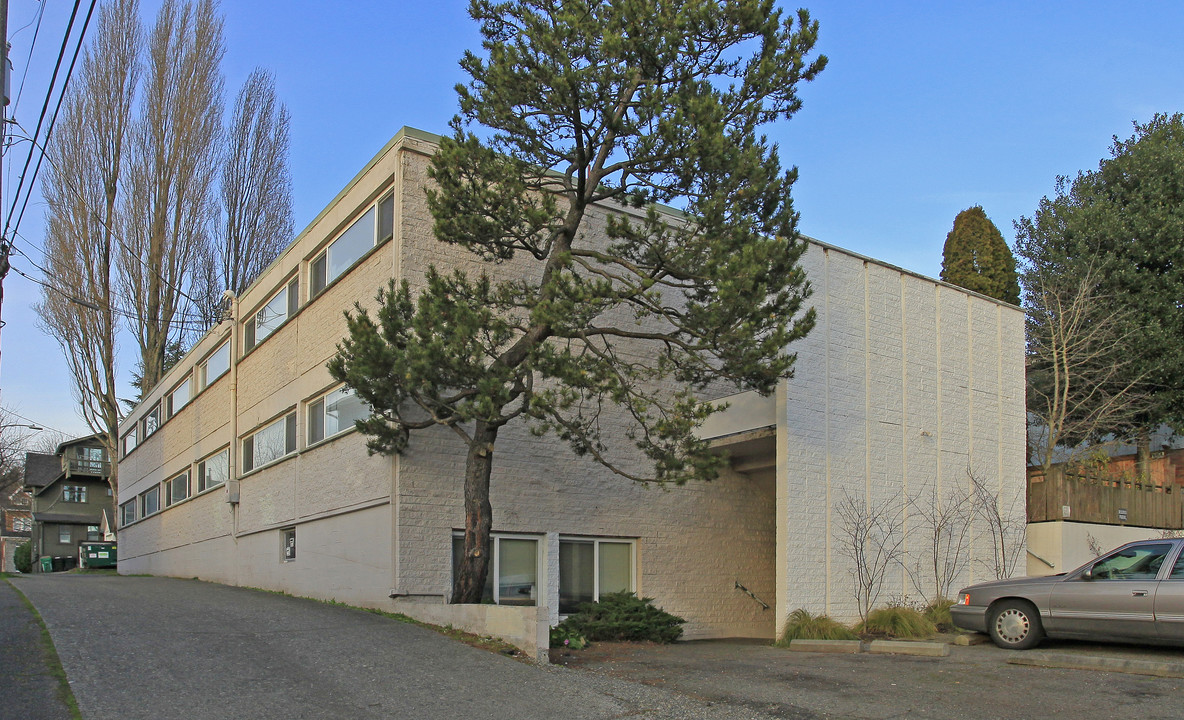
8;574;766;720
11;573;1184;720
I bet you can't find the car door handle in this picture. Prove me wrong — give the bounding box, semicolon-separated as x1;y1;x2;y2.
1132;590;1149;597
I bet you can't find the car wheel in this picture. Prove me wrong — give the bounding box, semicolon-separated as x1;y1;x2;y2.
988;600;1044;650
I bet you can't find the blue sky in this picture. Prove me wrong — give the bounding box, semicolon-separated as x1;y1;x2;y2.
3;0;1184;438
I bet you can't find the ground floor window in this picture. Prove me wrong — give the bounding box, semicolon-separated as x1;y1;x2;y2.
281;527;296;561
451;533;539;606
559;538;635;614
86;525;101;541
58;525;72;544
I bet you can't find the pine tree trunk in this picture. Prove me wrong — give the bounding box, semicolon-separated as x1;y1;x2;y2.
451;421;499;604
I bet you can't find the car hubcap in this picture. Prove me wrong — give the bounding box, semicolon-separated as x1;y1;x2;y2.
996;609;1029;644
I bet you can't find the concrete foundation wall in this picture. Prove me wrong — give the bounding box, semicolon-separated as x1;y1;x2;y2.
393;600;551;663
1026;521;1178;576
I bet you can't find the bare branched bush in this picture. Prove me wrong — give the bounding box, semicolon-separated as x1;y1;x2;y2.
906;482;974;603
833;491;907;623
968;467;1026;579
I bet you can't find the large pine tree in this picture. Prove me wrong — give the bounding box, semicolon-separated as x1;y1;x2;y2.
939;206;1020;305
330;0;826;604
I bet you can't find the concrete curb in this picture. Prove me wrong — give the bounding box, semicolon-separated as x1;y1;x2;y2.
953;633;990;646
1008;652;1184;678
787;639;949;656
867;640;949;657
788;639;862;653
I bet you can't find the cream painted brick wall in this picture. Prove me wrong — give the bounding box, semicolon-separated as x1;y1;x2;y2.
781;245;1025;625
117;129;1023;642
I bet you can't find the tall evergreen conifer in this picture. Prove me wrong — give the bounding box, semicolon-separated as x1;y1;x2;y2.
330;0;826;603
939;206;1020;305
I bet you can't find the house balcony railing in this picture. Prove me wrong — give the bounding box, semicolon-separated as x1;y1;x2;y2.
64;458;112;478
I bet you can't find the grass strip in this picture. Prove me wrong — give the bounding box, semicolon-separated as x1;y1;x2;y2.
3;577;83;720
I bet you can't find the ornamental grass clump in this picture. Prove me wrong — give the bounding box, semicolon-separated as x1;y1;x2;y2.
776;608;858;645
554;592;685;643
858;606;937;639
923;598;957;633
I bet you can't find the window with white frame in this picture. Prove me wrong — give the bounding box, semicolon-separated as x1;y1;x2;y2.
281;527;296;561
140;486;160;517
123;426;138;456
451;533;540;606
200;342;230;388
242;413;296;473
86;525;102;541
311;193;394;297
164;472;190;506
120;500;136;526
167;378;191;417
559;538;635;614
197;449;229;492
143;402;162;437
61;485;88;503
245;278;299;350
308;386;368;444
58;525;72;544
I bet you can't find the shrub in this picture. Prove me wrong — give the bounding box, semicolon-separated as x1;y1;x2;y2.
776;608;858;645
14;541;31;574
858;605;937;639
549;623;589;651
554;591;685;643
923;598;956;632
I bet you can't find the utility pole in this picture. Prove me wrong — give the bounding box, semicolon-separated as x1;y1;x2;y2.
0;0;9;377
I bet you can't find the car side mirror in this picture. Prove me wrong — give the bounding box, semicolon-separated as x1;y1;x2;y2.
1081;566;1094;581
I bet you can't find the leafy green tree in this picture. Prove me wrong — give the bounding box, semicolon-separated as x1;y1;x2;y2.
330;0;825;603
939;206;1020;304
14;541;32;574
1016;113;1184;472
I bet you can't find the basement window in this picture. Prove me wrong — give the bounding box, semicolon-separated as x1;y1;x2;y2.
281;527;296;562
451;533;539;606
559;538;635;614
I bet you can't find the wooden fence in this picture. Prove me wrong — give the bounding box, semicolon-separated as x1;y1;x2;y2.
1028;462;1184;529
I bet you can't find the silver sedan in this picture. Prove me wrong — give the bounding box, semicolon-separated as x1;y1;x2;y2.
951;538;1184;649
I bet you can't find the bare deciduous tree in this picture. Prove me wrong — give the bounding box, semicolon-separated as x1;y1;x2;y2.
194;68;293;329
907;482;974;603
37;0;141;491
968;466;1027;580
118;0;224;394
1020;251;1155;474
834;491;907;623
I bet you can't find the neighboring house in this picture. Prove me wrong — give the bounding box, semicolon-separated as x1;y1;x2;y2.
1;489;33;572
1027;447;1184;576
23;436;114;571
116;127;1026;642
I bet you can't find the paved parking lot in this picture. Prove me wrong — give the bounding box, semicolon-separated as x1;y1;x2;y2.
559;636;1184;719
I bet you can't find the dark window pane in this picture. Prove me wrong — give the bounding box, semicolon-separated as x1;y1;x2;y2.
560;541;594;613
378;193;394;242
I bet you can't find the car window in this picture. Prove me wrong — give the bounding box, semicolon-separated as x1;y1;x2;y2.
1171;550;1184;580
1091;543;1173;580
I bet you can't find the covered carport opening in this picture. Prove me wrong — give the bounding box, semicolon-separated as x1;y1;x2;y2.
706;425;779;637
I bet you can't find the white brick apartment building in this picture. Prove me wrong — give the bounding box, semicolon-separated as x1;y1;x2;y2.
117;127;1026;642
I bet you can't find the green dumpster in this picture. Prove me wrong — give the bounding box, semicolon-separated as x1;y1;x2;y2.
39;556;52;573
79;542;117;569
